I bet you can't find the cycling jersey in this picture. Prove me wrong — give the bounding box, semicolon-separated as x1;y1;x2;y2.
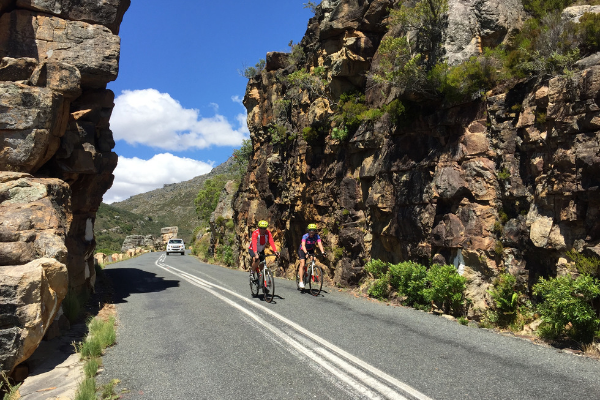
300;233;321;251
248;229;277;253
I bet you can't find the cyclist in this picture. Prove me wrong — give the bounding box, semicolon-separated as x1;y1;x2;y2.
298;223;325;289
248;220;279;280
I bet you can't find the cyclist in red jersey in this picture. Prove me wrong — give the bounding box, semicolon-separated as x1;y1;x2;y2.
248;220;279;280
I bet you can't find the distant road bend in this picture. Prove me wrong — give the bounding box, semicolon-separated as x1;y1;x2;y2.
101;253;600;400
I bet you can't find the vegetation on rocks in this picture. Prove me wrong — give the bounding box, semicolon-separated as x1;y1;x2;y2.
95;203;168;254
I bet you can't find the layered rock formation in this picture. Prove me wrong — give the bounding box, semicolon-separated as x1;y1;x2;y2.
0;0;129;374
234;0;600;314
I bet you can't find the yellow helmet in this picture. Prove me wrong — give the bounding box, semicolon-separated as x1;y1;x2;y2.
258;220;269;228
307;223;317;231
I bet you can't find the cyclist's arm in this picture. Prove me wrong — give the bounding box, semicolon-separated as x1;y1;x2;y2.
267;230;277;253
250;230;259;255
301;238;308;254
318;239;325;254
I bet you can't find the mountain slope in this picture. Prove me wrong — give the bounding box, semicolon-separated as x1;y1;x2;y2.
109;157;236;242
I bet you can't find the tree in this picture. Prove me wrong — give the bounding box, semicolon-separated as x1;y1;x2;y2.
194;176;229;223
375;0;448;95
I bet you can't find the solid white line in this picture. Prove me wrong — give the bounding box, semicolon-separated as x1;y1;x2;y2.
155;259;433;400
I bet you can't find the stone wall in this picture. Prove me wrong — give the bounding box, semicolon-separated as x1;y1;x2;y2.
0;0;129;374
234;0;600;315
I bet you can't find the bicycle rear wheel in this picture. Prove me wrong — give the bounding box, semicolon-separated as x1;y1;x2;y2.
249;271;259;298
308;265;323;296
263;269;275;303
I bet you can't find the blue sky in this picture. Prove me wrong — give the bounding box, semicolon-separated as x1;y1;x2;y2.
104;0;316;203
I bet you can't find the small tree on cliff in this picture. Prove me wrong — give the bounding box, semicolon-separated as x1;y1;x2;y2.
194;175;229;224
374;0;448;95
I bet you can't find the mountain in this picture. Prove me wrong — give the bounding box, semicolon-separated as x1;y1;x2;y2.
108;157;237;242
95;203;169;254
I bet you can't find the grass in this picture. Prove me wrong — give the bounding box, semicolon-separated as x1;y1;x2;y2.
74;311;118;399
0;372;21;400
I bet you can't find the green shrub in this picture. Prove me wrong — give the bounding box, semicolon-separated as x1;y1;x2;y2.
302;126;320;142
233;139;252;177
423;264;467;316
331;126;349;141
566;249;600;276
522;0;575;18
221;245;234;267
194;175;228;223
333;247;344;261
497;168;511;181
225;219;235;230
493;221;504;236
434;55;499;103
303;1;318;14
241;59;265;79
457;316;469;325
364;259;388;279
578;12;600;55
288;41;305;66
488;273;519;327
495;240;504;255
268;124;288;144
382;99;408;126
533;274;600;343
387;261;428;307
368;276;390;300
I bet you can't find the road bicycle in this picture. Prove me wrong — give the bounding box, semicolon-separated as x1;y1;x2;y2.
249;254;277;303
296;253;324;296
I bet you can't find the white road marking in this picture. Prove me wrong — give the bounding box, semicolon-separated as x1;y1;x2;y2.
155;255;433;400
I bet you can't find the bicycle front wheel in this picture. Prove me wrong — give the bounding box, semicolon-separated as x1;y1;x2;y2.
308;265;323;296
249;271;259;298
263;269;275;303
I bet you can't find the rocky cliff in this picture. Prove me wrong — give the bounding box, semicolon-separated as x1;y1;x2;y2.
234;0;600;313
0;0;129;374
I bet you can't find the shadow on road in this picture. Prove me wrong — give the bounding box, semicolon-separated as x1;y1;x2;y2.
105;268;180;304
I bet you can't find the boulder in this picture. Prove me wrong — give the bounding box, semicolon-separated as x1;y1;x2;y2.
0;9;122;88
0;258;68;374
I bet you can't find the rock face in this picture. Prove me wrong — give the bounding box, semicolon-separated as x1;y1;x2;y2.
234;0;600;313
121;235;160;253
0;1;129;374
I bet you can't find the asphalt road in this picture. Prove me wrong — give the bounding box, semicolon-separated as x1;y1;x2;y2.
99;252;600;399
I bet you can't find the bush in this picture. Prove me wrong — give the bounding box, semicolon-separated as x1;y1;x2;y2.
488;273;519;327
302;126;320;142
533;274;600;343
194;176;229;223
566;249;600;276
233;139;252;177
240;59;265;79
331;126;349;141
522;0;575;18
387;261;428;307
268;124;288;144
423;264;467;316
364;259;388;279
578;12;600;55
368;276;390;300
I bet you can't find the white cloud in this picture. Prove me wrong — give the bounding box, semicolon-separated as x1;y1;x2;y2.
110;89;249;151
102;153;214;204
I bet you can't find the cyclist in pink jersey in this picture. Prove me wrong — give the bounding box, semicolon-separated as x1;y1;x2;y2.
298;223;325;289
248;220;279;280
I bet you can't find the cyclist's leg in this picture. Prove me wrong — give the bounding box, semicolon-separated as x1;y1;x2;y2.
298;248;307;288
248;249;259;277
